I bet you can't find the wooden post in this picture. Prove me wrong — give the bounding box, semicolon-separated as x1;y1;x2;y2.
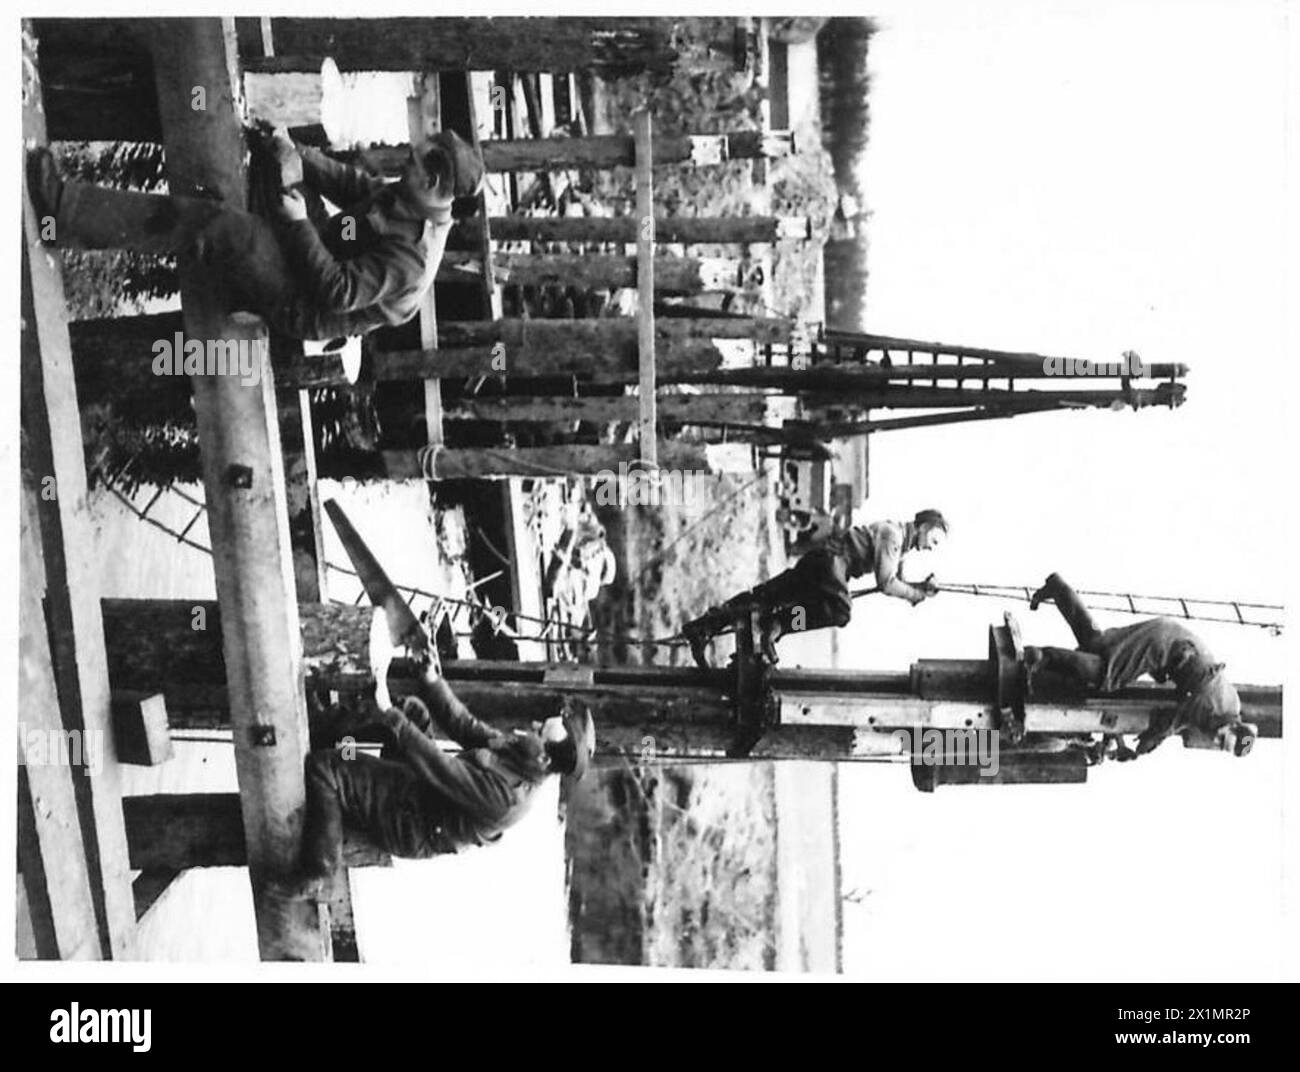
408;75;447;453
461;71;504;323
276;385;328;603
22;23;137;960
145;18;326;961
243;17;684;74
634;110;657;467
459;214;811;245
18;492;102;961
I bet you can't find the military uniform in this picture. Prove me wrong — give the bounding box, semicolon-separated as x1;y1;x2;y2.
1028;573;1241;737
302;679;546;878
685;519;931;647
31;141;451;342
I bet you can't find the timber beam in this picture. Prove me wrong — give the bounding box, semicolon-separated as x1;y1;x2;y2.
354;130;795;175
455;214;811;246
100;601;1283;772
145;17;326;961
22;20;137;960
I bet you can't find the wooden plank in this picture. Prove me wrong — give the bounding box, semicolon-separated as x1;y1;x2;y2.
388;441;711;480
132;868;180;922
243;18;682;74
444;391;769;425
634;110;656;467
18;491;101;961
22;21;137;960
289;315;789;388
144;17;326;961
501;480;548;663
275;324;737;387
464;72;504;323
354;130;795;175
458;214;811;245
123;794;389;871
111;692;174;766
441;317;790;346
276;385;329;602
438;250;744;293
408;76;446;451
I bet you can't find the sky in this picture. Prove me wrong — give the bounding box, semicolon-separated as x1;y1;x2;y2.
773;0;1295;979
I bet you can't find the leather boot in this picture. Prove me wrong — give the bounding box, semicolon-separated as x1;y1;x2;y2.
25;147;64;231
1029;573;1103;649
682;606;730;669
757;612;785;665
1028;572;1064;611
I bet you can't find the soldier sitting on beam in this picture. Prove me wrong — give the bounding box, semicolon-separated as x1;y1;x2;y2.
26;126;484;341
681;509;948;667
272;621;595;901
1024;572;1256;759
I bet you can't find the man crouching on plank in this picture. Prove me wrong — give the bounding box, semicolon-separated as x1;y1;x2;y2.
1024;572;1256;760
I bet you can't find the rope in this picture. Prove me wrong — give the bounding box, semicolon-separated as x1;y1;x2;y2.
928;582;1283;633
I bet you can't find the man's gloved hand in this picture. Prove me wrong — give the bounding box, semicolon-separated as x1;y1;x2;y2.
278;188;309;222
269;125;304;188
907;574;939;605
400;695;433;735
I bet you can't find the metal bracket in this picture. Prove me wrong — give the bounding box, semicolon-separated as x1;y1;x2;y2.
727;609;779;757
542;665;595;687
989;612;1026;744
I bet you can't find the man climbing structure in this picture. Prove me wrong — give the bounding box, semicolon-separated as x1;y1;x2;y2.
1025;572;1257;759
681;509;949;667
278;614;596;900
26;126;484;341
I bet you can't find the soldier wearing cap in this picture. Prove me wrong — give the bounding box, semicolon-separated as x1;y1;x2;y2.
681;508;949;666
1024;572;1256;759
291;652;596;897
26;126;485;342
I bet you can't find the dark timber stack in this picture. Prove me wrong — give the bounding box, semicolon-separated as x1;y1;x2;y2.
239;17;730;74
